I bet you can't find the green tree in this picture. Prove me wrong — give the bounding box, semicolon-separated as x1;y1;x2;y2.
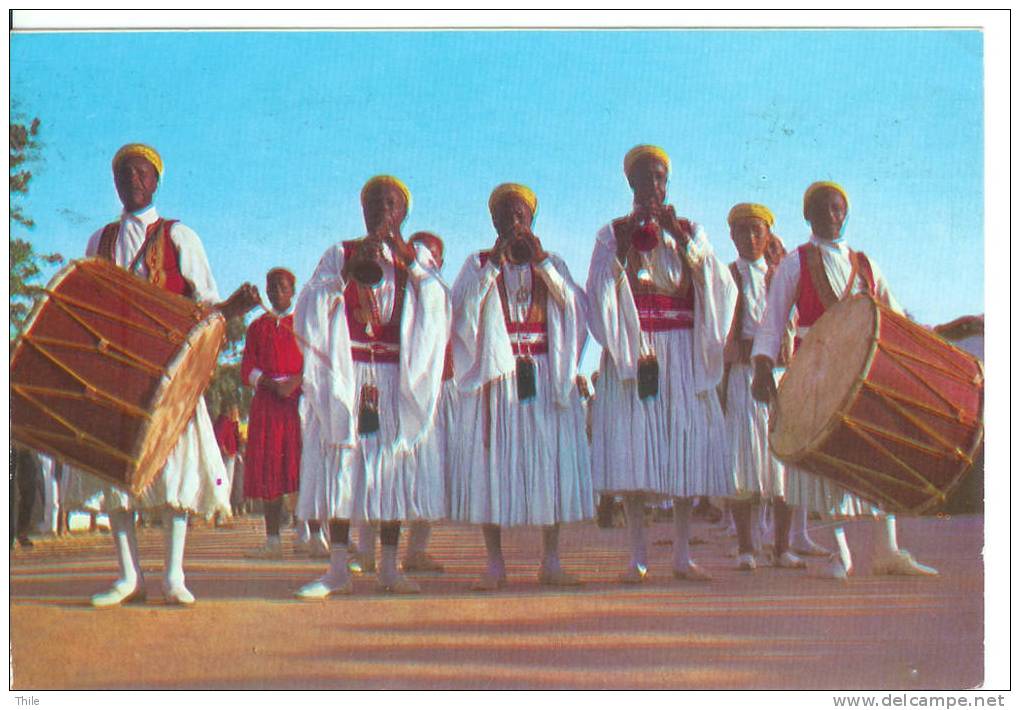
204;316;253;420
10;117;62;340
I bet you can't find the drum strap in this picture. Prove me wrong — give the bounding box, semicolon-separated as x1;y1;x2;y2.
801;243;840;310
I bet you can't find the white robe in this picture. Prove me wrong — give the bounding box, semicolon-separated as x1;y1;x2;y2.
587;221;738;499
448;253;594;526
294;240;449;522
63;206;231;518
724;257;785;498
752;234;899;516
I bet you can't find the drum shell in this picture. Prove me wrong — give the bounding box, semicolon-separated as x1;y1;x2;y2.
10;258;225;496
771;295;983;515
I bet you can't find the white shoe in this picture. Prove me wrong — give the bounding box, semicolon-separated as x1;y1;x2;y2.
673;562;712;582
376;574;421;594
872;550;939;577
775;551;808;569
91;581;146;608
162;581;196;606
348;553;376;574
295;576;353;600
817;559;851;581
736;553;757;571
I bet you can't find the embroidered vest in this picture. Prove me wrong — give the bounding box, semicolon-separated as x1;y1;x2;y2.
479;251;549;356
611;218;695;332
795;243;876;349
98;218;191;298
342;240;407;364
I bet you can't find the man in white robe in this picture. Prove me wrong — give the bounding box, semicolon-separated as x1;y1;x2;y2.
449;183;593;591
294;175;449;598
64;144;244;607
751;181;938;580
587;145;737;583
721;203;805;572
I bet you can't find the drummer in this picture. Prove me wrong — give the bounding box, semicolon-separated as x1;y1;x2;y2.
750;181;939;579
292;175;450;597
64;143;255;607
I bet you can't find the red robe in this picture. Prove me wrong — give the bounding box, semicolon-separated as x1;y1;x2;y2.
240;312;304;500
213;415;240;457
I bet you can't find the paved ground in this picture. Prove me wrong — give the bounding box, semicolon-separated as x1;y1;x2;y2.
9;513;983;690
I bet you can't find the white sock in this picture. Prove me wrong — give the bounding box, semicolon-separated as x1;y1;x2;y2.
877;514;900;555
267;534;281;547
833;525;852;571
324;546;350;585
406;521;430;557
109;509;142;589
790;506;814;547
163;510;189;589
541;524;562;572
672;497;694;570
623;495;648;569
379;544;399;586
297;522;310;544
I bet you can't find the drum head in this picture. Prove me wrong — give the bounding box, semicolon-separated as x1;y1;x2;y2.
772;295;878;460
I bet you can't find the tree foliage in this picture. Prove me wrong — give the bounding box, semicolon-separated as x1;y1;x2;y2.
10;117;63;340
204;316;253;420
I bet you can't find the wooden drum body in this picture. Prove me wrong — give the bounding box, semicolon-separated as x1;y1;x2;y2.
10;258;225;495
770;294;983;515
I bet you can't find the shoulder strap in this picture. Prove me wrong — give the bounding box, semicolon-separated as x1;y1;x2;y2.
802;243;839;310
728;262;744;343
851;249;877;296
97;222;120;261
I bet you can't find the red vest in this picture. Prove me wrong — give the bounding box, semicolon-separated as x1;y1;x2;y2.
98;218;192;298
795;243;876;348
479;251;549;356
342;240;407;364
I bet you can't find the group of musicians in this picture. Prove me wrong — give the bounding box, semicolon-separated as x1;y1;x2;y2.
61;142;940;607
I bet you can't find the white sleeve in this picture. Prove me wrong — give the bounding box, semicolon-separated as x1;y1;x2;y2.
869;259;904;316
751;250;801;362
451;255;515;393
585;224;641;379
85;227;104;257
170;223;220;303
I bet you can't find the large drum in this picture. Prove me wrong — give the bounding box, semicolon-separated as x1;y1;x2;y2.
770;294;983;515
10;258;225;495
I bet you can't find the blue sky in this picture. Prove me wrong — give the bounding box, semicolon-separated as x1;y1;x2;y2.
11;29;983;374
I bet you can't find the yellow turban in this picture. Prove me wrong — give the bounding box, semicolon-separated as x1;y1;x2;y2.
112;143;163;177
623;145;670;177
803;181;850;218
488;183;538;217
361;175;412;211
727;202;775;228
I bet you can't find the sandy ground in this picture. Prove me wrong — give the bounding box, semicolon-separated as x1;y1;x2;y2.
9;513;982;690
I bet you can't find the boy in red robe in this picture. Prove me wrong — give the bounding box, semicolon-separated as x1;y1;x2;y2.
213;405;241;528
242;268;306;558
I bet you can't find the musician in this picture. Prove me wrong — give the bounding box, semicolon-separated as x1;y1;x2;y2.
65;143;256;607
293;176;449;597
449;183;592;591
722;203;804;571
351;232;453;576
750;181;938;579
586;145;737;583
241;268;308;559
